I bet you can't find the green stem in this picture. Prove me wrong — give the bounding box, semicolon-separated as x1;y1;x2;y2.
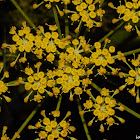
0;52;17;58
56;95;62;111
100;0;105;7
76;20;82;38
112;48;140;59
118;102;140;119
64;4;69;37
123;48;140;56
87;91;96;102
91;82;101;92
91;82;140;119
10;0;38;31
52;4;62;39
54;96;62;121
11;103;43;140
91;21;124;50
76;98;92;140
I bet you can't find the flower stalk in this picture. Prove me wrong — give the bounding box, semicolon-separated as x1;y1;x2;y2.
11;102;43;140
91;21;125;50
53;4;62;39
10;0;38;31
64;4;69;36
54;95;62;121
76;98;92;140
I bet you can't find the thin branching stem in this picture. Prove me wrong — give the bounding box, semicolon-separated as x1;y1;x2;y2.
56;95;62;111
53;4;62;39
64;4;69;36
100;0;105;7
11;102;43;140
76;98;92;140
10;0;38;31
113;48;140;59
91;21;125;50
54;96;62;121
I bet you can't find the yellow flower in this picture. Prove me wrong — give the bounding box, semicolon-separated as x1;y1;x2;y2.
38;131;47;139
72;39;79;46
32;83;39;90
94;42;101;49
43;117;51;125
88;4;95;11
83;100;93;109
135;80;140;86
12;34;20;42
38;87;45;94
108;108;115;116
106;117;115;126
47;80;55;87
99;124;104;133
129;70;136;77
74;87;82;95
25;83;32;90
60;130;68;137
47;134;54;140
126;2;133;9
109;46;115;53
38;71;45;79
132;15;139;23
96;96;103;104
117;5;126;14
27;76;34;83
67;47;75;54
46;53;55;62
52;130;59;138
93;109;100;116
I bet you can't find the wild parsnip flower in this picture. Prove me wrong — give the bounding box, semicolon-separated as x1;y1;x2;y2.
23;62;53;103
90;39;116;75
118;54;140;103
109;0;140;35
81;88;125;132
0;62;11;103
70;0;105;31
3;22;34;67
45;36;92;100
3;22;70;66
33;25;69;61
49;110;61;118
1;1;140;139
28;110;76;140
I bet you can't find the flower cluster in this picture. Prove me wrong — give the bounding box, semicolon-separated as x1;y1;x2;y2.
23;62;54;103
45;36;93;100
32;25;68;61
1;0;140;139
3;22;34;66
3;22;70;66
81;88;125;132
89;39;116;76
70;0;105;31
0;62;11;103
109;0;140;35
28;110;76;140
117;54;140;103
